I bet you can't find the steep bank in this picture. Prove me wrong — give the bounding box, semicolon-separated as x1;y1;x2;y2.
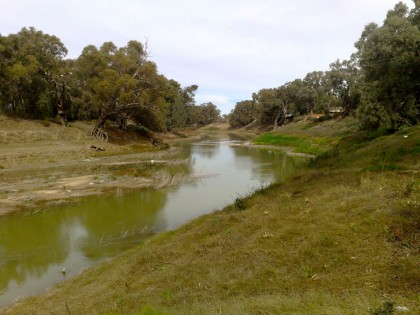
1;118;419;314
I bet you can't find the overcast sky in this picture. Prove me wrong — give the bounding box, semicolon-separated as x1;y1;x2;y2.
1;0;414;114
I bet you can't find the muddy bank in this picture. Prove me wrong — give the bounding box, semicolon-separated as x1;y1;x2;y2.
229;142;316;158
0;147;195;216
0;117;196;216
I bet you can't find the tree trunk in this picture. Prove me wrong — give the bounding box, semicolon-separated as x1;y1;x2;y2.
38;67;68;126
90;108;109;141
273;111;282;129
273;102;289;129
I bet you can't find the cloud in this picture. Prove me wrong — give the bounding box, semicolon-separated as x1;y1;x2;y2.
195;93;236;114
1;0;414;114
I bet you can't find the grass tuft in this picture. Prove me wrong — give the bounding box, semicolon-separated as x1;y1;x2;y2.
234;197;245;210
371;301;394;315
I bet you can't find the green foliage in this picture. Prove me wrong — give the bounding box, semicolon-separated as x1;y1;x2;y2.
229;2;419;132
234;197;245;210
229;100;257;128
229;69;350;129
326;58;361;114
253;88;279;125
0;28;218;132
356;3;420;130
189;102;221;126
74;41;172;130
0;27;68;119
303;71;330;113
166;84;207;129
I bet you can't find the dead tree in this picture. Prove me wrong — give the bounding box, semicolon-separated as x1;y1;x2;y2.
38;67;70;126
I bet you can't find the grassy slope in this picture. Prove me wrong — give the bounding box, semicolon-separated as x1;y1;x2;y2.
2;118;419;315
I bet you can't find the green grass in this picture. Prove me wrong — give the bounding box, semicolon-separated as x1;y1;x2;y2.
2;122;419;315
253;133;334;155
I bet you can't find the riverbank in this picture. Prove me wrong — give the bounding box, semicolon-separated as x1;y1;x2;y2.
1;117;419;314
0;116;197;216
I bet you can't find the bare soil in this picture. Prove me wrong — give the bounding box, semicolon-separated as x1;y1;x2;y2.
0;116;184;216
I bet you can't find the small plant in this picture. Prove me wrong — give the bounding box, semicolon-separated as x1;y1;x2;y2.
401;181;414;197
301;265;314;278
41;119;51;127
371;301;394;315
234;197;245;210
162;289;174;303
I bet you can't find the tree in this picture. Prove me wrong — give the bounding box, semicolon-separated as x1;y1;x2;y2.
229;100;257;128
38;67;72;125
189;102;221;126
0;27;212;139
165;84;198;129
253;88;279;126
355;2;420;129
73;40;171;140
303;71;329;114
0;27;68;119
326;57;361;116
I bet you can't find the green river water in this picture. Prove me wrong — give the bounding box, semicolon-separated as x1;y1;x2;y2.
0;134;305;307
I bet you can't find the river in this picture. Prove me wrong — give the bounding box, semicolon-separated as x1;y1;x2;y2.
0;133;305;307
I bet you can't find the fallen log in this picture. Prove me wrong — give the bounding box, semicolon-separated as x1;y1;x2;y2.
90;145;105;151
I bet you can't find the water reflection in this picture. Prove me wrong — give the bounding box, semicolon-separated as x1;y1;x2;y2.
232;146;301;183
0;189;167;306
0;134;305;306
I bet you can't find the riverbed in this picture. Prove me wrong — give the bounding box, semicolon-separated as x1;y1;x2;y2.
0;133;305;307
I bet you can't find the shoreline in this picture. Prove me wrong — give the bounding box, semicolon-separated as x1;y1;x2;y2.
0;118;301;217
0;116;199;217
229;142;316;158
0;147;198;217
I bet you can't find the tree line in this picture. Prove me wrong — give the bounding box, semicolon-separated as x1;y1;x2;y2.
229;1;419;131
0;28;221;135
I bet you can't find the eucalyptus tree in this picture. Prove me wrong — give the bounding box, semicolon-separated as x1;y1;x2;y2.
74;40;171;140
325;57;361;116
229;100;257;128
303;71;328;114
189;102;221;126
0;27;68;119
355;2;420;129
253;88;279;126
165;84;198;129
